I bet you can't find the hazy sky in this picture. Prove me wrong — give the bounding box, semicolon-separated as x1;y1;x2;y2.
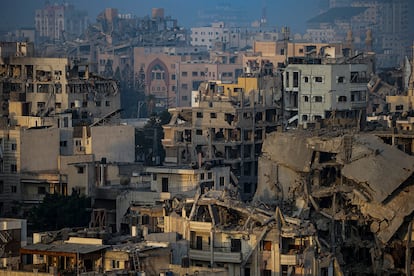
1;0;321;33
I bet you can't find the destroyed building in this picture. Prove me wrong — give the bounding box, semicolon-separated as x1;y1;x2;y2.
124;124;414;275
162;60;283;200
0;56;120;126
0;218;26;269
156;189;317;275
0;55;129;216
253;130;414;275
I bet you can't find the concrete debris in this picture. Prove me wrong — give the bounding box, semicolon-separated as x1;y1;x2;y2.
116;129;414;274
253;130;414;274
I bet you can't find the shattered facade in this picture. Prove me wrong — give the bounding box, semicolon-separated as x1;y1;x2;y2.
0;55;127;216
254;130;414;274
0;218;27;269
162;61;283;199
0;56;120;126
159;189;318;275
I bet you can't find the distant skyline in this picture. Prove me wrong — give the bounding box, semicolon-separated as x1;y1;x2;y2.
1;0;322;34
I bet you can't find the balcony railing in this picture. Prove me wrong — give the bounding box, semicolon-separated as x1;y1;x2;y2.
22;193;45;203
280;254;299;265
189;249;242;263
350;101;366;109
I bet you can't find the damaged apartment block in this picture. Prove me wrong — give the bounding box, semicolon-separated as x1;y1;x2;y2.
254;130;414;274
161;189;318;275
162;60;283;200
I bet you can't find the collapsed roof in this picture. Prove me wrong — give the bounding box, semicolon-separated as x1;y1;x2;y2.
256;131;414;244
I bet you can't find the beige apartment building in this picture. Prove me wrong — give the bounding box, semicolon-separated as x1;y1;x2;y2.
0;55;138;216
0;127;61;215
146;164;230;195
1;56;120;126
162;61;283;199
0;124;135;216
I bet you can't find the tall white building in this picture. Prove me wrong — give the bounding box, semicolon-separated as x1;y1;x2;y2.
190;22;230;50
284;55;372;128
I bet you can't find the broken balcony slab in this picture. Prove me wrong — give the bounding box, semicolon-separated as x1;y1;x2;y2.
341;134;414;203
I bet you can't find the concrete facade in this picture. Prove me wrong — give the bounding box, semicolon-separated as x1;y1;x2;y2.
146;165;230;194
162;63;283;199
191;22;228;50
1;56;120;127
283;56;372;128
88;125;135;163
133;46;243;109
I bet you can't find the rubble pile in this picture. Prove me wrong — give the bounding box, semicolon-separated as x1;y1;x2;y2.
254;130;414;274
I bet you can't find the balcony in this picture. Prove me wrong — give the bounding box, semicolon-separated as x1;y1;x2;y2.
161;138;174;147
280;254;299;265
189;249;242;263
350;101;366;109
189;221;212;232
22;193;45;203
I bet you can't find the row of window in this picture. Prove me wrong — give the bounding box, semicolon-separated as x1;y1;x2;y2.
302;95;324;103
67;101;111;108
181;71;233;78
151;71;225;81
33;100;111;109
152;173;219;182
142;67;234;80
286;72;348;88
0;182;17;193
302;114;323;121
196;112;217;119
193;31;220;36
0;182;48;195
301;93;365;103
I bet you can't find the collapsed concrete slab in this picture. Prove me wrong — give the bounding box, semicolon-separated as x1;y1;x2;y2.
341;134;414;203
255;130;414;274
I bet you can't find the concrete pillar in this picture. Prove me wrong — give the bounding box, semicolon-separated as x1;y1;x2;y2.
273;239;281;276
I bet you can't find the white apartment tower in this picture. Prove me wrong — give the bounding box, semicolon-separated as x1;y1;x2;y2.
284;55;373;128
191;22;229;50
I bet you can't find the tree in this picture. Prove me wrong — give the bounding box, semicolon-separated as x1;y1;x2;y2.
135;111;171;165
28;193;91;232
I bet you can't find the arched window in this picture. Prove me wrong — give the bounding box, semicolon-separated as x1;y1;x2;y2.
151;64;165;80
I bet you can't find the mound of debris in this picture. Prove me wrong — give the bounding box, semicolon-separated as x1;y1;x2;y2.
254;131;414;274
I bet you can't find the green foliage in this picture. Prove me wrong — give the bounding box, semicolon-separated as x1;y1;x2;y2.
29;193;91;232
158;110;172;125
135;111;171;165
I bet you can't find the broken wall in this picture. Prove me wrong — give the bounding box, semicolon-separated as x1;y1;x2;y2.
254;130;414;274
